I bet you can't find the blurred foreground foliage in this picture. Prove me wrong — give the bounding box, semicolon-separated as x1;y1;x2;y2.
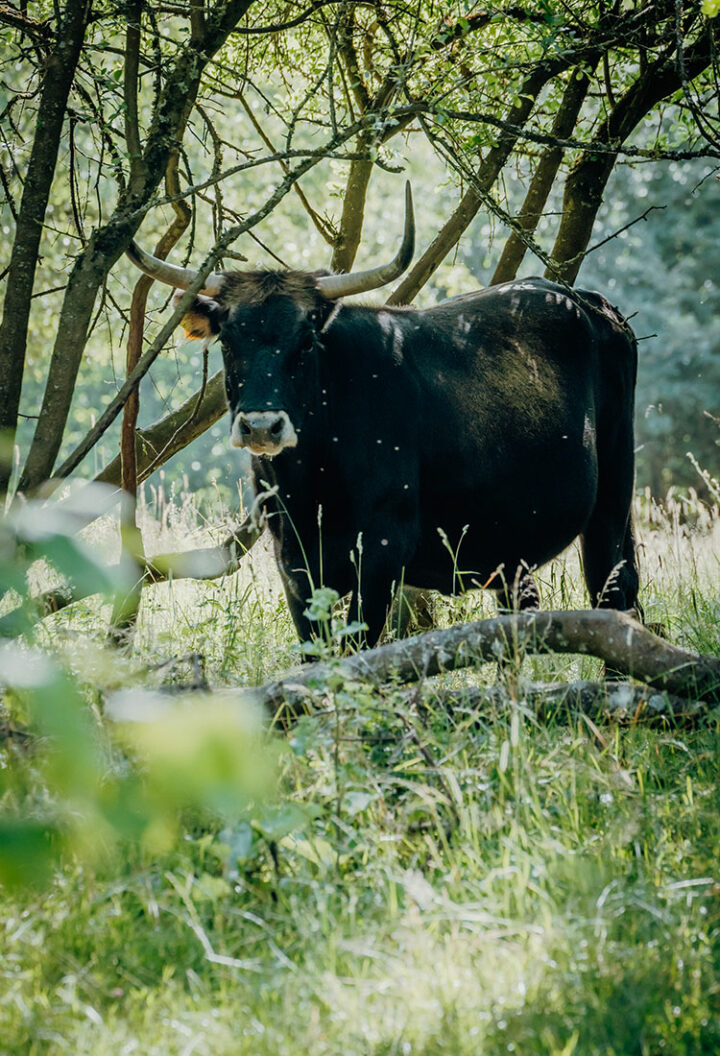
0;497;277;890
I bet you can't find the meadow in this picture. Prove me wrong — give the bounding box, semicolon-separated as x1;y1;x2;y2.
1;486;720;1055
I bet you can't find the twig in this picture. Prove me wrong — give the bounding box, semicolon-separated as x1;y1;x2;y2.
583;204;667;257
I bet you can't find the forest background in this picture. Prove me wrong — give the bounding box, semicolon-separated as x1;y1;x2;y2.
0;0;718;510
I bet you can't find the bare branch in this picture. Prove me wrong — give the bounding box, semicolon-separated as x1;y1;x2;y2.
0;518;263;638
233;0;368;36
237;91;336;244
391;103;720;162
0;2;53;44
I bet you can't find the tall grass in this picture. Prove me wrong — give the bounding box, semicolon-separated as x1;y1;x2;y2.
2;489;719;1055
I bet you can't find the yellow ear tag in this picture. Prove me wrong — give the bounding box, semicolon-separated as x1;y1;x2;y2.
180;312;204;339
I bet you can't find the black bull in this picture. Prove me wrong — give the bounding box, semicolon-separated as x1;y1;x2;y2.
128;248;640;647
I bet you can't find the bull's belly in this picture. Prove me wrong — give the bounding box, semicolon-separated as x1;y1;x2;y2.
405;479;596;595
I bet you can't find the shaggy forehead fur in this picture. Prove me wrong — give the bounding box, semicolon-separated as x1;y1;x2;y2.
217;269;329;310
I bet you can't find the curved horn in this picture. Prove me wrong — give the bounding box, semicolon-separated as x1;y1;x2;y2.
316;181;414;300
125;241;225;297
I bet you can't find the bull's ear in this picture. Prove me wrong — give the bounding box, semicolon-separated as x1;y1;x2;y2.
172;289;225;340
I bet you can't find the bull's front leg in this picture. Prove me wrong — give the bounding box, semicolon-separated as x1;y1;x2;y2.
344;508;420;646
272;531;319;645
348;545;412;647
281;576;316;644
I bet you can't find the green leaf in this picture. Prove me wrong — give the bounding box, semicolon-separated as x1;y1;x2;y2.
254;801;321;841
304;587;340;622
115;693;276;818
333;620;368;641
27;534;124;598
0;820;60;889
224;820;256;861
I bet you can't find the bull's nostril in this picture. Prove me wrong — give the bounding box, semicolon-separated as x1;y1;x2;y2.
270;418;284;437
239;419;252;437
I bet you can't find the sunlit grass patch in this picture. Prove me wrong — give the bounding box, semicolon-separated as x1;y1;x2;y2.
4;711;720;1054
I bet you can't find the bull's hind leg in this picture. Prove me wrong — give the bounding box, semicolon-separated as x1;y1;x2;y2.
581;496;640;614
582;514;640;613
581;387;641;614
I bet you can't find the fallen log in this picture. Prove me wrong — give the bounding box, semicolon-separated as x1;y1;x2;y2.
420;680;705;723
250;609;720;723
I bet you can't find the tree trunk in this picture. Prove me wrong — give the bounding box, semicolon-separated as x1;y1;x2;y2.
331;8;400;274
491;67;592;285
387;61;566;305
17;0;255;494
548;32;711;284
17;228;129;493
330;131;376;273
0;0;90;493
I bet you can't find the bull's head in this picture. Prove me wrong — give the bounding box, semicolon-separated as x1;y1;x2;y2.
126;185;414;458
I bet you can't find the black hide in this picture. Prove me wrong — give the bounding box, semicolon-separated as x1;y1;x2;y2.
217;276;639;644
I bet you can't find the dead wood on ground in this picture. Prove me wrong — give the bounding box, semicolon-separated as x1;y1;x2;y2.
417;680;705;724
250;609;720;723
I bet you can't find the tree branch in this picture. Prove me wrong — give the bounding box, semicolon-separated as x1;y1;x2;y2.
237;91;336;244
249;610;720;723
95;370;228;489
387;59;567;304
0;518;263;638
0;2;53;43
389;102;720;163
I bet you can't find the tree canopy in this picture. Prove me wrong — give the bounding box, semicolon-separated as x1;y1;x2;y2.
0;0;718;501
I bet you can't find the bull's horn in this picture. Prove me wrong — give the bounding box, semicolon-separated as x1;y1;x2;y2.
316;181;414;299
125;241;225;297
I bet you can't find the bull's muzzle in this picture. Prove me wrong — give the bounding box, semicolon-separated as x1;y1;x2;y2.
231;410;298;456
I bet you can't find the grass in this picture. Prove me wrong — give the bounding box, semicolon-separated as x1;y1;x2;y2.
2;488;720;1054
